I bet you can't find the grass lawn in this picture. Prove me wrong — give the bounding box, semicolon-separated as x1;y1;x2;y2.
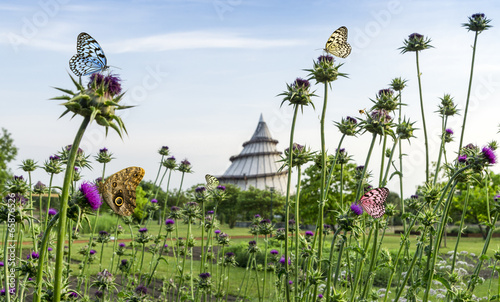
31;222;498;301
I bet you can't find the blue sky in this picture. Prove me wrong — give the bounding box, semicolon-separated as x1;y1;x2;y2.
2;0;500;198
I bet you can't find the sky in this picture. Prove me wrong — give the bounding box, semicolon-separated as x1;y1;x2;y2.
2;0;500;199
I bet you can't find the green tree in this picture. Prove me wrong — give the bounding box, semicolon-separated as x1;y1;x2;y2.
0;128;18;190
236;186;285;222
451;172;500;238
299;156;359;225
211;184;240;228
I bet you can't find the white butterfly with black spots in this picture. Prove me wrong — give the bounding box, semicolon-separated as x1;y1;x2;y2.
69;32;109;77
205;174;219;191
324;26;352;58
359;187;389;219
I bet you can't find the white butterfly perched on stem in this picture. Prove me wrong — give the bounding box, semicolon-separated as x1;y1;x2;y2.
205;174;219;191
324;26;352;58
69;32;109;77
359;187;389;218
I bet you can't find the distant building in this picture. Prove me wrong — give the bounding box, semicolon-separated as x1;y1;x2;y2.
219;114;288;194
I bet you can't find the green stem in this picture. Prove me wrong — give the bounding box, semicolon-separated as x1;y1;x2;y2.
294;166;301;301
284;105;300;302
175;172;186;207
324;228;342;298
3;222;12;302
381;137;399;187
423;180;459;301
379;135;387;185
355;133;378;200
109;215;120;273
433;115;449;185
415;50;430;183
34;212;59;302
458;31;479;152
361;221;379;299
44;174;54;230
153;155;165;187
450;185;470;272
53;116;90;301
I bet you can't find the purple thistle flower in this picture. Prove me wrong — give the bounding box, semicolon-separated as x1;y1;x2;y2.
121;259;128;265
270;249;279;255
249;240;257;246
99;230;109;236
260;219;271;224
318;294;324;299
445;128;453;135
48;208;57;216
95;290;103;298
69;292;78;298
90;250;96;255
305;231;314;237
89;73;122;96
410;194;419;199
207;210;214;214
254;214;261;219
350;203;363;215
119;242;126;248
482;146;497;165
324;224;331;230
181;159;191;166
317;54;334;64
151;199;158;203
217;185;226;191
31;252;39;259
164;244;168;248
165;219;175;225
225;252;235;257
199;272;211;279
138;227;148;233
195;186;206;193
472;13;485;19
171;206;180;212
214;229;221;234
99;147;108;153
494;194;500;202
288;280;293;285
14;175;24;181
0;262;3;267
409;33;424;40
80;182;102;211
48;247;53;252
378;89;394;96
458;155;467;163
356;165;364;171
49;155;60;161
288;219;295;225
346;116;357;124
135;285;148;295
293;78;310;89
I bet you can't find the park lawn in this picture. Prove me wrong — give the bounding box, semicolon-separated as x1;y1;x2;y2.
40;224;499;301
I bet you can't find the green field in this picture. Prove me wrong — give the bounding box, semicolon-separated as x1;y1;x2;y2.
25;221;499;301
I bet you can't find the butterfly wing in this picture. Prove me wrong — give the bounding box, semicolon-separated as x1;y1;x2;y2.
205;174;219;191
69;32;108;76
359;187;389;218
101;167;145;216
324;26;352;58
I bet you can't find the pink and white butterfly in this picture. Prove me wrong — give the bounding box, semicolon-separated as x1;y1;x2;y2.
359;187;389;218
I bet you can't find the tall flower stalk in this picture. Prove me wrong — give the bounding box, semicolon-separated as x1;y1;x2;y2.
50;73;131;301
458;13;492;151
400;33;433;182
278;77;315;301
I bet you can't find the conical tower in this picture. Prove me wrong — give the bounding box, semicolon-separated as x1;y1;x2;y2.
219;114;287;194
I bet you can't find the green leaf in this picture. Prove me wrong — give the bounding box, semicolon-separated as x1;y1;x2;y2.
432;274;451;291
52;87;75;95
480;254;489;261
